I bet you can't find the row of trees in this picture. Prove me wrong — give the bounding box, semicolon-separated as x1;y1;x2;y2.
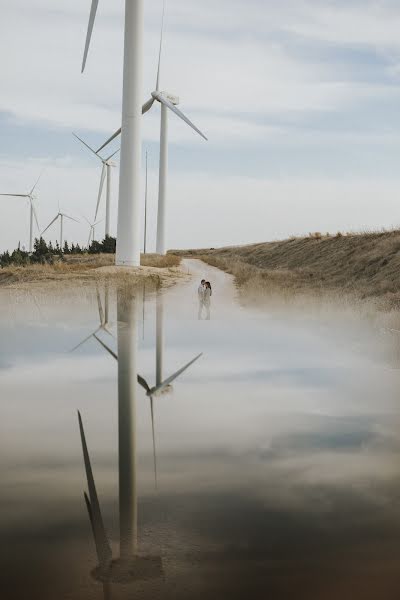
0;236;117;267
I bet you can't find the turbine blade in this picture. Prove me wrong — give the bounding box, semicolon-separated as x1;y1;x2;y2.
155;93;208;140
30;169;45;195
0;193;29;197
82;0;99;73
96;285;105;326
78;412;112;568
73;133;101;160
142;97;155;115
151;353;203;396
105;147;120;162
63;214;80;223
31;200;40;231
94;164;107;221
41;214;59;235
93;334;118;360
96;94;154;154
138;375;151;394
155;0;167;91
96;128;121;154
150;396;158;490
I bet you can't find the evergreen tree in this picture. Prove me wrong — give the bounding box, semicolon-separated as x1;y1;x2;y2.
33;237;48;257
102;235;117;254
63;241;70;254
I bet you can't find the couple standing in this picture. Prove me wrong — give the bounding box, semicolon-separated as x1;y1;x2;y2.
198;279;212;320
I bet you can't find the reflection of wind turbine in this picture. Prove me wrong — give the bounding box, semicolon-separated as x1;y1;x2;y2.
0;173;43;252
81;0;145;266
71;284;112;352
97;0;207;256
41;207;79;249
78;288;163;589
94;290;202;489
73;134;119;238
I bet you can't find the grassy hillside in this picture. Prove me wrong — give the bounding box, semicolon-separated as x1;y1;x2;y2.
174;231;400;308
0;253;181;287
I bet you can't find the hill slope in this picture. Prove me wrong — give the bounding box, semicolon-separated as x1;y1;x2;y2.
176;231;400;307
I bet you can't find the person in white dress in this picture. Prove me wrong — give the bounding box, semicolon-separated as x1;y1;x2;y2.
198;279;206;319
203;281;212;320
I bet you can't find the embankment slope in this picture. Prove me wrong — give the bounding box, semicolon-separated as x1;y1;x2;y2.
175;231;400;307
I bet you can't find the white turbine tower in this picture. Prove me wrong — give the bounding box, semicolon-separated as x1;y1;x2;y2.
97;0;207;256
73;134;119;238
42;209;79;250
81;0;144;267
0;174;42;253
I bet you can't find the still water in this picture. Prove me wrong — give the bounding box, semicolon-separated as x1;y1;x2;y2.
1;259;400;599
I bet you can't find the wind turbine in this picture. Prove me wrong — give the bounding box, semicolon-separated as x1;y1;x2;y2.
81;0;145;267
96;0;208;256
41;208;79;250
0;173;42;253
84;215;104;248
73;134;119;238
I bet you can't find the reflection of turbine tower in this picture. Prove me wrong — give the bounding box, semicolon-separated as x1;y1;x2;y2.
78;287;163;591
94;289;202;489
71;283;112;352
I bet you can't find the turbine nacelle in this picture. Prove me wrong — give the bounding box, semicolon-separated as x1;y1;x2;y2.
152;91;179;106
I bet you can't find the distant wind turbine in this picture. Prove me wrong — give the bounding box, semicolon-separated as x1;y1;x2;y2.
41;207;79;250
84;215;104;248
73;133;119;238
97;0;207;256
71;283;113;353
0;173;43;252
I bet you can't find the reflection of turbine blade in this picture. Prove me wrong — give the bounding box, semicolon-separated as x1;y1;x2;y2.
142;284;146;341
150;396;158;490
104;283;110;326
94;334;118;360
94;335;149;392
78;412;112;569
84;493;113;578
70;327;101;352
151;353;203;396
96;285;105;326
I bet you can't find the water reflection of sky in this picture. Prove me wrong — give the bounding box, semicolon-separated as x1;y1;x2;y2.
2;263;400;599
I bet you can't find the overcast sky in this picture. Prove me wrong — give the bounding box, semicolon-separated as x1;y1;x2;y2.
1;0;400;252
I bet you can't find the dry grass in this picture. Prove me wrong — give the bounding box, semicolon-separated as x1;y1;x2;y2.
0;253;182;288
174;229;400;310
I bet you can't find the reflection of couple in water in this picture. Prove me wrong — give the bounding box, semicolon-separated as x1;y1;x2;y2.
198;279;212;320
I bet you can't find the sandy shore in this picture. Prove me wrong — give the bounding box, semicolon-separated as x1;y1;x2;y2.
0;262;187;292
